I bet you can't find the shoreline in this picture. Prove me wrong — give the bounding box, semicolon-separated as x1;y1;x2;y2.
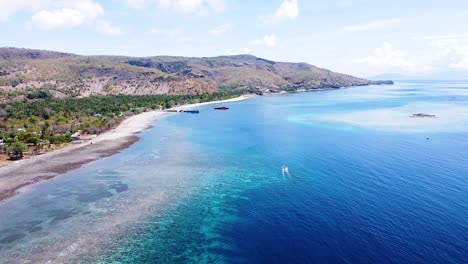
0;94;255;202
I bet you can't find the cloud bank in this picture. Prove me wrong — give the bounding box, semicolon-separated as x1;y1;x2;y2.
261;0;298;23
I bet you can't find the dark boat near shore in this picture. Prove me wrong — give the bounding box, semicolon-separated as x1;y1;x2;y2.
183;110;200;114
214;106;229;110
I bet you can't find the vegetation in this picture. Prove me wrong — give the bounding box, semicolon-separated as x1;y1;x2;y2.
0;91;241;159
8;142;27;159
0;47;378;102
26;90;53;100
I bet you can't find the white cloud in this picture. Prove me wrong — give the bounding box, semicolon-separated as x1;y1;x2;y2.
122;0;227;14
343;18;403;33
253;34;278;48
420;33;468;41
124;0;146;9
30;1;104;30
149;27;184;38
96;20;125;36
0;0;51;22
263;34;278;47
261;0;298;24
208;23;232;36
155;0;226;14
425;34;468;70
205;0;226;13
355;39;468;75
356;42;419;73
27;0;123;35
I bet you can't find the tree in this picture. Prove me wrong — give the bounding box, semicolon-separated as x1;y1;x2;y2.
4;137;16;145
0;109;7;119
42;107;52;119
26;90;53;100
28;116;40;124
8;142;27;159
27;136;40;146
0;92;242;149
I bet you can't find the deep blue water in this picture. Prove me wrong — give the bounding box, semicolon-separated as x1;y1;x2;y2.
1;81;468;263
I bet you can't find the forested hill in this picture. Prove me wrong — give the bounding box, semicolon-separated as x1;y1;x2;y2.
0;47;391;102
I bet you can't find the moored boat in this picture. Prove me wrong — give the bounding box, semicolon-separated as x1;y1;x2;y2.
214;106;229;110
183;109;200;114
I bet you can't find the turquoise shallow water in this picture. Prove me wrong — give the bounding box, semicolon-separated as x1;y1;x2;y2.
1;81;468;263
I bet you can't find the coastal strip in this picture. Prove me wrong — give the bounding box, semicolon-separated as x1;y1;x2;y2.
0;94;254;202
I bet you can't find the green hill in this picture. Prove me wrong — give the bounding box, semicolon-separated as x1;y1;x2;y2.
0;47;390;102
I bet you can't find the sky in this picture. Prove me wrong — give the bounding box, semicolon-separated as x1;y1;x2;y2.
1;0;468;78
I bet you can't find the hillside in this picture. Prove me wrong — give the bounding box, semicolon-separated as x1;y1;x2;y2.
0;47;390;101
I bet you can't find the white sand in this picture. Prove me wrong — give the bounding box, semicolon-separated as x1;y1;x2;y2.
97;94;254;142
171;94;254;111
94;111;167;142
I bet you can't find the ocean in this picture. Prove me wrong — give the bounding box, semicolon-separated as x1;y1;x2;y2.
1;81;468;263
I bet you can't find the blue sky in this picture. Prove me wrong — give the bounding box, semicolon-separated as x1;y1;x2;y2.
1;0;468;77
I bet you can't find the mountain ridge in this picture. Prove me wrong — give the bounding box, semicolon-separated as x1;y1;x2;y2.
0;47;391;101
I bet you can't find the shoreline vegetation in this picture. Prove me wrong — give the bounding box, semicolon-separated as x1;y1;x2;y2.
0;92;242;164
0;94;254;202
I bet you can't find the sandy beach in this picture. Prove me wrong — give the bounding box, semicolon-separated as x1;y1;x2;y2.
0;94;254;202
